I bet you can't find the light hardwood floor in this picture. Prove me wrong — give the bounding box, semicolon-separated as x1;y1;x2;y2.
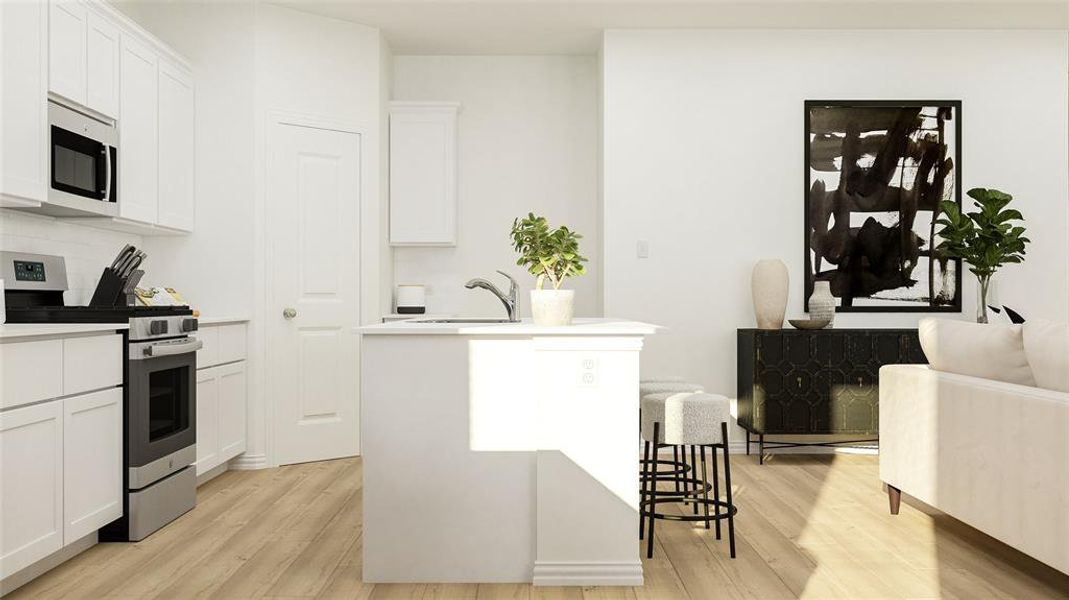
8;454;1068;599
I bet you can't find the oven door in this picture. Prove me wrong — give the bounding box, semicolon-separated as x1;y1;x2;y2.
47;101;119;216
127;338;200;488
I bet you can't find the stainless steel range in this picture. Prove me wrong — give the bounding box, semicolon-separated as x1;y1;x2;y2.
2;251;200;541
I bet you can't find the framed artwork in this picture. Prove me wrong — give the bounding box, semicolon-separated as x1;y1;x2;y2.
804;100;962;312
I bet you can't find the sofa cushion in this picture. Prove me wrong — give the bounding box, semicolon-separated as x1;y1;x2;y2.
918;318;1036;387
1022;319;1069;393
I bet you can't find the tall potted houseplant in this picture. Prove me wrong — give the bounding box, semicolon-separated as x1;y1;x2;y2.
935;187;1029;323
510;213;588;326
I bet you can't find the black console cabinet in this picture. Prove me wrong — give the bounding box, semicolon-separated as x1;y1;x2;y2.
737;328;926;460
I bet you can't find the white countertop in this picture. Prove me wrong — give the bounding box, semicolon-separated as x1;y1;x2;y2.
0;322;128;341
197;316;251;325
356;317;659;336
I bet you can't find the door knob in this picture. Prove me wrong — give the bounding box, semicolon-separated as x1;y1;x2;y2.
283;308;297;320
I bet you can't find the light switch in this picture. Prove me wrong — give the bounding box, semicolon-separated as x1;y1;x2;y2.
637;240;649;259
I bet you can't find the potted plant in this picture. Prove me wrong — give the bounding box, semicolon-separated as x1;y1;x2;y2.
510;213;588;326
935;187;1029;323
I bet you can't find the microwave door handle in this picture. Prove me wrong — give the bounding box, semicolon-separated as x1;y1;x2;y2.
102;146;112;201
143;339;203;358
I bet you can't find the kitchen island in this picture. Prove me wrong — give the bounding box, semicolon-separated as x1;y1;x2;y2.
356;318;658;586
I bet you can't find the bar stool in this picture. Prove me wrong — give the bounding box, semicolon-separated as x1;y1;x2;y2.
640;392;737;559
638;382;704;508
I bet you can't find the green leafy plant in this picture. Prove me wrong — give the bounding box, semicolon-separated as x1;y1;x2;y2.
935;187;1029;322
510;213;588;290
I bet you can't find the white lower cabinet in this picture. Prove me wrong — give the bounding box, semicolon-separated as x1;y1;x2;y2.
195;361;247;477
0;332;123;581
0;402;64;578
62;388;122;544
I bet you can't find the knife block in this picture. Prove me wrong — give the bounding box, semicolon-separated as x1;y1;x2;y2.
89;267;129;307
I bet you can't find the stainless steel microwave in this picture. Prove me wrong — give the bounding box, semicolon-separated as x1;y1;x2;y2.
47;100;119;217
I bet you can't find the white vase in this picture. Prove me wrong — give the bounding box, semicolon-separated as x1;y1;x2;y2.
808;280;836;327
751;259;788;330
530;289;575;326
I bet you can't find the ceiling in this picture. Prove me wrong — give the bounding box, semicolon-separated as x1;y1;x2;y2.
275;0;1069;54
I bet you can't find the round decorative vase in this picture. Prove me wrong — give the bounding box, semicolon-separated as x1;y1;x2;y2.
751;259;788;330
530;289;575;326
808;281;836;328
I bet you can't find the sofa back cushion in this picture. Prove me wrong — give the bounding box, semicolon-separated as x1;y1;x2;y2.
918;318;1036;387
1022;319;1069;393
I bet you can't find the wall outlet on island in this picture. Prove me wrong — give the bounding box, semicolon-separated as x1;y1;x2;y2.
579;357;599;387
636;240;649;259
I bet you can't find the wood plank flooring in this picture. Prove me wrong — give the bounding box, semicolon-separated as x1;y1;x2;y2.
8;454;1068;599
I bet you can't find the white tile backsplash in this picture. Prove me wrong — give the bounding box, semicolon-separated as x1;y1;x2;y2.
0;211;143;305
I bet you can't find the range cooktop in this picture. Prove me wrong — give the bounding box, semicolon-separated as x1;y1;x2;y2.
4;304;194;324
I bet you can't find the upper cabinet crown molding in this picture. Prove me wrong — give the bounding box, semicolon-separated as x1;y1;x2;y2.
388;101;461;247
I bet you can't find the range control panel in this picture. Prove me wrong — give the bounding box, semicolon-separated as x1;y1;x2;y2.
14;260;46;282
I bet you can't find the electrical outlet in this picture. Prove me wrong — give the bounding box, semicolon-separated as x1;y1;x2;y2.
579;356;599;387
637;240;650;259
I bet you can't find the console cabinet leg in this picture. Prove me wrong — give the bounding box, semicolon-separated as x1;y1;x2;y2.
887;484;901;515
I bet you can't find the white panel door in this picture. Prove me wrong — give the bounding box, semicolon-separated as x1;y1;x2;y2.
217;362;247;461
49;0;87;105
194;368;219;476
1;0;48;202
63;388;122;544
157;59;195;231
118;34;158;224
0;402;63;579
267;120;360;465
85;9;119;118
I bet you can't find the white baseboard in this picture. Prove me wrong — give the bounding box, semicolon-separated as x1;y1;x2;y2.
1;532;96;596
228;453;269;470
532;561;644;587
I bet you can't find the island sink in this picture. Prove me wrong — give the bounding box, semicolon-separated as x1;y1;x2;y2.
356;318;658;586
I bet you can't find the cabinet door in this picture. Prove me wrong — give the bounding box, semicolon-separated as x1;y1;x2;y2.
1;0;48;202
217;362;247;461
118;34;158;224
0;402;63;579
389;103;459;246
49;0;87;105
85;9;119;118
195;368;219;476
63;388;122;544
157;59;195;231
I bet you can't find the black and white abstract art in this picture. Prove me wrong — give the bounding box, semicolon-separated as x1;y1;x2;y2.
805;100;962;312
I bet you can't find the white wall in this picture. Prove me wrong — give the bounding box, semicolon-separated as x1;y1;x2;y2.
602;29;1069;397
0;212;141;305
392;55;601;318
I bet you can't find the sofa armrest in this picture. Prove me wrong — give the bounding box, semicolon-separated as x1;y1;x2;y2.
878;364;1069;574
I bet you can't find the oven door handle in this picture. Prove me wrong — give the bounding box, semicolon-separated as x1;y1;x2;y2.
143;339;203;358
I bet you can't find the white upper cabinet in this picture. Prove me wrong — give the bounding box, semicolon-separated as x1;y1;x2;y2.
49;1;119;119
49;0;88;106
0;0;48;205
389;102;460;246
119;33;159;224
85;9;120;118
157;59;195;231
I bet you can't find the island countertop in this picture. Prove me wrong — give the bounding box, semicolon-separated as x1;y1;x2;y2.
355;317;659;336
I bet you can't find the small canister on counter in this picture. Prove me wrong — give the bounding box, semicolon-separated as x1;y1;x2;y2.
396;284;426;315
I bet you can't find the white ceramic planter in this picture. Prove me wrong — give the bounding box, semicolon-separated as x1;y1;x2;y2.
751;259;788;330
530;289;575;326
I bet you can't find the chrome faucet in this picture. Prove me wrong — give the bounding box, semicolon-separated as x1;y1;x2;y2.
464;270;520;322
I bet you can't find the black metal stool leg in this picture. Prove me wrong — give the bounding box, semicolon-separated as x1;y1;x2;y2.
711;443;721;539
640;438;651;539
672;446;682;495
646;423;660;559
690;445;699;514
699;445;710;529
722;422;736;558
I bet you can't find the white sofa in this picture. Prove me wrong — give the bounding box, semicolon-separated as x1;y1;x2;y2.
879;318;1069;575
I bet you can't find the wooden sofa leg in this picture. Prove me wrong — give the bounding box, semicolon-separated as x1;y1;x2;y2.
887;485;901;515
